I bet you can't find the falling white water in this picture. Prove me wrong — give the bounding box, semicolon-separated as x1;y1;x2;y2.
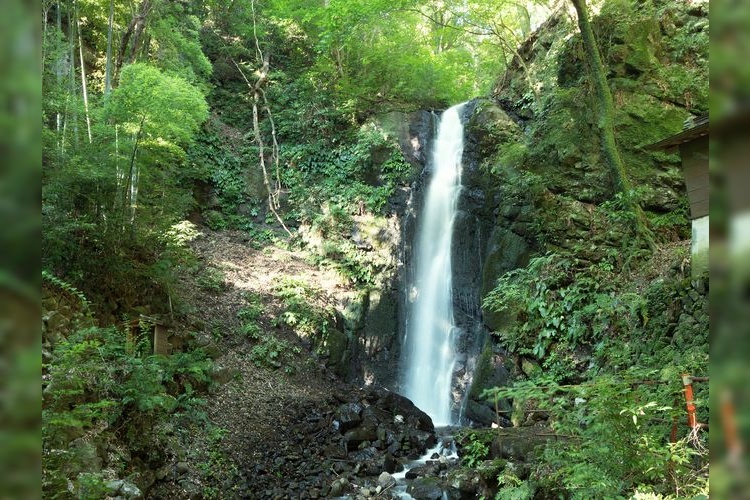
403;103;466;426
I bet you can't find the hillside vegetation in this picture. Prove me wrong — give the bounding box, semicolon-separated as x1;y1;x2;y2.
42;0;708;498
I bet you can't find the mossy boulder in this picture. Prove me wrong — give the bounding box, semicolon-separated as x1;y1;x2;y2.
407;477;445;500
465;344;514;426
465;98;522;159
481;227;532;302
323;327;349;375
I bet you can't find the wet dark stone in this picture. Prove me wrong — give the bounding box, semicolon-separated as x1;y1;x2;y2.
407;477;445;500
405;463;439;479
336;403;363;431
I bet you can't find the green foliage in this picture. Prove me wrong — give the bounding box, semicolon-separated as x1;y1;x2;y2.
267;0;505;115
459;431;492;467
203;210;228;231
484;373;707;498
237;293;265;340
197;266;227;293
107;63;208;144
496;142;528;171
42;270;92;314
43;326;212;496
274;277;335;347
250;336;301;371
482;243;708;497
44;63;209;319
149;13;213;85
483;253;642;374
232;290;301;369
495;463;533;500
282;124;412;217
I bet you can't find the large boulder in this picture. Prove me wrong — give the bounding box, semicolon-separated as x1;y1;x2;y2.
446;467;481;497
407;477;445;500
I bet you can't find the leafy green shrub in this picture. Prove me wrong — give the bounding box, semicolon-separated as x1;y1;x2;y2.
281;124;412;218
237;296;265;340
274;278;335;348
459;431;492;467
237;304;263;324
495;462;533;500
249;336;300;370
203;210;228;231
484;374;708;498
43;326;212;497
481;243;708;498
483;253;642;374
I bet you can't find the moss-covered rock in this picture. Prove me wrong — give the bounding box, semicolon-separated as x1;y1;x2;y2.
465;343;514;426
465;98;522;158
323;327;349;375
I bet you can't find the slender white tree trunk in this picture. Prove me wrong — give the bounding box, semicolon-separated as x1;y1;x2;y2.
104;0;114;96
130;161;139;223
115;124;122;209
56;1;64;152
68;1;79;145
75;0;92;143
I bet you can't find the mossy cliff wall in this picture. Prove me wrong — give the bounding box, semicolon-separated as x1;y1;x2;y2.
461;0;708;424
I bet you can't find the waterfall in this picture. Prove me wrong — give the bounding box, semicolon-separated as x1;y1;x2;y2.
402;103;466;426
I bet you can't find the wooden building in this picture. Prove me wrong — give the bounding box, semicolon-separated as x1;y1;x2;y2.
647;114;709;275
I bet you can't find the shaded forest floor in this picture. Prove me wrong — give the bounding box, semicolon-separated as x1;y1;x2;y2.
152;229;355;498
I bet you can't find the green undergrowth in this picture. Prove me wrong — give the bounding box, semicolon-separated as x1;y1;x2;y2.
43;326;213;498
273;278;339;358
281;124;412;217
482;245;708;497
236;291;301;372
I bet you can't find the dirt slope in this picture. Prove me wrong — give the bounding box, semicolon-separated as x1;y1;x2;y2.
153;229;354;498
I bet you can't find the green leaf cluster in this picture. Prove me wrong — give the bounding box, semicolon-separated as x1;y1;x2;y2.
274;277;336;347
43;326;213;497
482;244;708;497
484;373;707;498
459;432;492;468
483;253;643;370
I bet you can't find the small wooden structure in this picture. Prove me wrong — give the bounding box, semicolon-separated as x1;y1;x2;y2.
647;114;709;275
153;322;171;355
127;315;172;355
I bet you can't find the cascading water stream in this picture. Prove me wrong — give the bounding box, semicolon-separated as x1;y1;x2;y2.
402;103;466;426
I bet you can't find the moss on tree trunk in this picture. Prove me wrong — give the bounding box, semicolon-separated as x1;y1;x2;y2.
571;0;654;249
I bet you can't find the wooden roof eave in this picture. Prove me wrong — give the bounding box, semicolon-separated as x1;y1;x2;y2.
644;122;710;152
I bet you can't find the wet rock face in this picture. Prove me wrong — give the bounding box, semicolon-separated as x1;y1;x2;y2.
344;111;437;392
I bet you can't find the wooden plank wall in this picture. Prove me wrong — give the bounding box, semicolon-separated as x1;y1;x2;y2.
153;324;170;355
681;136;709;219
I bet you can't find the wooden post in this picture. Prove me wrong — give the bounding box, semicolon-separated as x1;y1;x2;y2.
153;323;170;355
721;390;742;464
681;374;697;429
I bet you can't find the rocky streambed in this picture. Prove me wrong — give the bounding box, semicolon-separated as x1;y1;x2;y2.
234;386;445;499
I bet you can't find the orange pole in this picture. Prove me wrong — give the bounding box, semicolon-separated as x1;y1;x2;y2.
682;374;697;429
721;390;742;463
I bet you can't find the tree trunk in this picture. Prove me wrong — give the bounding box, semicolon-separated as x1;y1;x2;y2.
124;115;146;224
570;0;631;195
68;0;79;145
56;1;64;147
570;0;653;248
75;0;92;143
104;0;114;96
230;0;292;236
114;0;150;86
